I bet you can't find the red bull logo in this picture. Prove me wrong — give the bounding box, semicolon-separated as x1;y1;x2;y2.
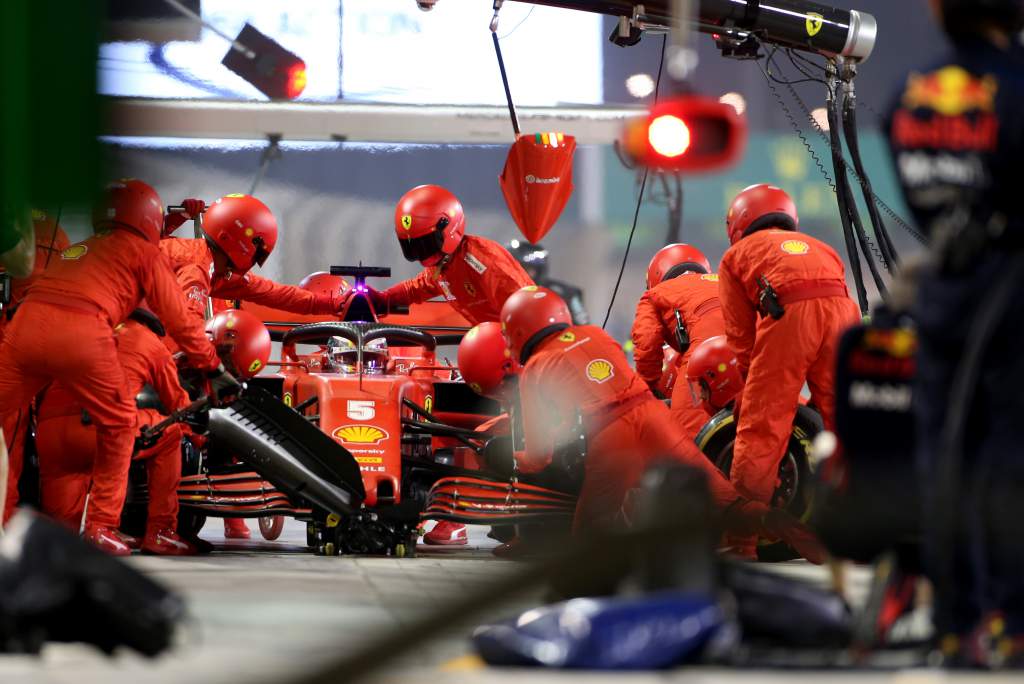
902;66;998;116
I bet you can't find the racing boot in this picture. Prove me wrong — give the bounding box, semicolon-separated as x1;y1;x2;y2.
724;500;826;565
115;529;142;550
141;528;198;556
84;525;132;557
223;517;251;539
423;520;467;546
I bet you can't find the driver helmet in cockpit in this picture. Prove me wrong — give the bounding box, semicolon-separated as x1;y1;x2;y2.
325;336;389;375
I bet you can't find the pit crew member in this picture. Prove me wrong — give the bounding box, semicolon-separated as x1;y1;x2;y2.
501;286;825;563
364;185;534;325
631;243;725;440
886;0;1024;656
0;179;234;555
507;239;589;324
685;336;744;418
0;211;69;523
718;184;860;557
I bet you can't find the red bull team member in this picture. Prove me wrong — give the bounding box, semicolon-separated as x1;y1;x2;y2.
886;0;1024;659
631;243;726;440
0;211;70;523
501;286;825;562
0;179;234;555
718;184;860;556
363;185;534;325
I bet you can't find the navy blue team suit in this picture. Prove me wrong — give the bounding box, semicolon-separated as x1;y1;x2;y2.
887;15;1024;651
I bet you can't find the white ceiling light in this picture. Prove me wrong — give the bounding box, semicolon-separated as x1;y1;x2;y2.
625;73;655;99
811;107;830;132
718;92;746;116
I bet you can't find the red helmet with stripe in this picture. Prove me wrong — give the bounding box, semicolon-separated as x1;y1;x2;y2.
645;243;711;289
393;185;465;266
203;194;278;274
725;184;798;245
500;286;572;364
92;179;164;244
458;322;520;399
206;309;272;379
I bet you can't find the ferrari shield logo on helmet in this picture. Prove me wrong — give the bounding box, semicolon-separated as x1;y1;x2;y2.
586;359;614;384
401;215;413;231
248;359;263;374
806;12;824;37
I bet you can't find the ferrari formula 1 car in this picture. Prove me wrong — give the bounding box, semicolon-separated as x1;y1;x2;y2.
133;266;578;556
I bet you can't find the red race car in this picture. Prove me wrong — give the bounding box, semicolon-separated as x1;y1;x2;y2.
160;266;577;556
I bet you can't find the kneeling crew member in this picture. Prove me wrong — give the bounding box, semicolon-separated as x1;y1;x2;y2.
501;286;825;563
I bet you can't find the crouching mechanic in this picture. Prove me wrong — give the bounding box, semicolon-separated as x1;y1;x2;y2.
362;184;533;545
0;179;236;554
718;184;860;556
685;336;744;418
500;286;825;562
632;243;725;440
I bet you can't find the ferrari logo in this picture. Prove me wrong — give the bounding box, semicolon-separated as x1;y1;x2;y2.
806;12;824;37
424;395;433;413
60;244;88;261
333;424;390;445
559;331;576;343
781;239;810;255
283;392;293;407
248;359;263;374
464;282;477;296
401;215;413;231
470;382;483;394
586;359;614;384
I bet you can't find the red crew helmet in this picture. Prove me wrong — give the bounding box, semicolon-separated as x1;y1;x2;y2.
92;179;164;244
645;243;711;289
725;184;798;245
458;322;520;398
500;286;572;364
206;309;272;379
299;271;351;299
685;336;743;415
203;194;278;274
393;185;466;266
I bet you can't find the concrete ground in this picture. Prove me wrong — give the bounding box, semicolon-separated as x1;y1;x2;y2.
0;519;1016;684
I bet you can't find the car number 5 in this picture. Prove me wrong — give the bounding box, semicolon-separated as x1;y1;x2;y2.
347;400;376;420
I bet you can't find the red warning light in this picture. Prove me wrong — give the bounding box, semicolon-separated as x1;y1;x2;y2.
285;62;307;99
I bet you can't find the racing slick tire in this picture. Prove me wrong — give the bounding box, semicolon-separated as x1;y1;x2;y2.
695;404;822;562
259;515;285;541
177;510;206;540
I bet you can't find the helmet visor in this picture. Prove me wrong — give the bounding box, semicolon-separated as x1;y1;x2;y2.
398;229;445;263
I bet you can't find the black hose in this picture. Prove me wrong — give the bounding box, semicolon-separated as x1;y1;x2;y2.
827;74;887;304
841;98;899;271
930;255;1024;634
825;81;870;315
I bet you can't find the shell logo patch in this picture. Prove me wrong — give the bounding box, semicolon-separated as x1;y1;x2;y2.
401;215;413;230
60;244;88;260
781;239;810;255
333;424;390;445
559;331;576;343
586;359;614;384
248;359;263;374
805;12;824;37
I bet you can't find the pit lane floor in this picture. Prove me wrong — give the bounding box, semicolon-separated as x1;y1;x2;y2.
0;520;1015;684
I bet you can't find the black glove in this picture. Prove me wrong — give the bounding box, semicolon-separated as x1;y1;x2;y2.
206;364;241;405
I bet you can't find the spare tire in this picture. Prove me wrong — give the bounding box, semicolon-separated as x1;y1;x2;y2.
695;404;823;562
